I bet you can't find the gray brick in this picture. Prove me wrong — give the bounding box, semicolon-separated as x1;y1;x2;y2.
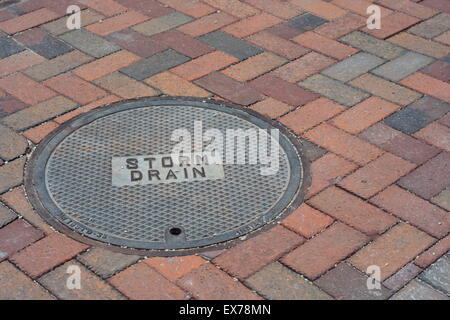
299;138;327;162
299;74;369;107
288;13;328;31
24;50;94;81
42;9;105;36
0;202;16;228
390;279;449;300
2;96;78;130
198;31;263;60
0;124;28;161
120;49;189;80
420;255;450;295
25;35;73;59
132;11;192;36
322;52;385;82
246;262;332;300
78;247;140;279
340;31;405;60
431;187;450;211
372;51;434;81
315;263;393;300
384;96;450;134
59;30;120;58
409;13;450;39
0;157;25;194
0;36;24;58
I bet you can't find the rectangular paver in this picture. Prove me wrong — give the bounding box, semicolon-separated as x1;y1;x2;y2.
372;52;434;81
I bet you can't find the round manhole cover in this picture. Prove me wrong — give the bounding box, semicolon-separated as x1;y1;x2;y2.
25;97;310;255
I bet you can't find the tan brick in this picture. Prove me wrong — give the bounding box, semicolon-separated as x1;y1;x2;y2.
388;32;450;59
171;51;239;81
281;204;334;238
144;255;205;280
223;13;281;38
73;50;141;81
401;73;450;103
350;74;422;106
145;71;209;97
222;52;286;82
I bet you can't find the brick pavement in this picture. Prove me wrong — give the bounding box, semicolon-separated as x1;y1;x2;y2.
0;0;449;300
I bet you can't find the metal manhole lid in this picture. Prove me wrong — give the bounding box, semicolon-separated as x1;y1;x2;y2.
25;97;310;255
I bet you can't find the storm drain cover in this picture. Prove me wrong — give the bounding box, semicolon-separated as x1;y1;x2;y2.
25;97;310;255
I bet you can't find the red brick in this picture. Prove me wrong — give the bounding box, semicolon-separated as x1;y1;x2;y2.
109;262;188;299
44;73;107;104
144;255;205;280
247;31;310;59
332;0;393;17
331;97;401;134
281;204;334;238
421;0;450;13
213;225;304;279
291;0;347;20
398;152;450;200
223;13;281;38
338;153;416;199
115;0;173;18
249;98;292;119
23;121;59;144
414;122;450;152
371;185;450;238
0;8;59;34
272;52;336;82
421;60;450;83
349;223;436;280
308;186;397;235
304;124;384;165
73;50;140;81
359;123;440;165
0;73;56;105
195;72;263;105
249;75;319;106
87;11;148;36
293;31;358;60
178;263;261;299
280;97;345;134
158;0;216;18
79;0;127;16
151;30;213;58
171;51;239;81
202;0;259;18
177;12;236;37
415;235;450;268
0;219;44;261
316;12;366;39
363;12;419;39
0;50;46;77
107;29;168;58
11;233;89;278
222;52;286;82
377;0;437;19
307;152;358;197
401;72;450;103
244;0;303;19
282;222;368;280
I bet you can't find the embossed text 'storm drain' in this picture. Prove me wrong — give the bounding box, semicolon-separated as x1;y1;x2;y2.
25;97;310;256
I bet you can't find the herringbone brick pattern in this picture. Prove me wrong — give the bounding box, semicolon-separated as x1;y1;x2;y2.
0;0;449;300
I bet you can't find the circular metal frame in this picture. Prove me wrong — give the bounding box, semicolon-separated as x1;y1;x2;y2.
25;96;311;256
